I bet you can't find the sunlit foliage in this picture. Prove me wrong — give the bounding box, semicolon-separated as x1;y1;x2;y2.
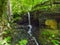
45;19;57;29
19;39;28;45
10;0;50;14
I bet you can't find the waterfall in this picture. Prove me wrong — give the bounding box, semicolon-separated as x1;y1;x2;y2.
28;12;31;25
27;12;39;45
28;12;32;36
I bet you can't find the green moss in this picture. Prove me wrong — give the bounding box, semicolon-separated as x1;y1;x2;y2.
19;39;28;45
38;29;60;45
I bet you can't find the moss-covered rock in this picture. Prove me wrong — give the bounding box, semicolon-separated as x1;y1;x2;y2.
38;29;60;45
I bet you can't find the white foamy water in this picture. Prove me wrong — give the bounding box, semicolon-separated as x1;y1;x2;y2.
27;12;39;45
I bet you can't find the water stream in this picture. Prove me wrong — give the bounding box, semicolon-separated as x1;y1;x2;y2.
27;12;39;45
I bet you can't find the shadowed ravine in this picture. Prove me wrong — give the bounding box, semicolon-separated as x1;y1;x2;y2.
13;11;41;45
27;12;39;45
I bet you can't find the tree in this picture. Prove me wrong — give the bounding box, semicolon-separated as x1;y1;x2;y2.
10;0;50;14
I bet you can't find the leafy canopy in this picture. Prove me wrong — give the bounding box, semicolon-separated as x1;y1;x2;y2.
10;0;49;14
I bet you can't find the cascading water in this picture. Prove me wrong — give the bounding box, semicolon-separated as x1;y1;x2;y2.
28;12;32;36
27;12;39;45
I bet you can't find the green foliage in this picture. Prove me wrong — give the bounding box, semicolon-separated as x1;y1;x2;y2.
0;0;8;17
51;40;59;45
12;13;22;22
39;29;60;45
10;0;60;14
0;36;11;45
10;0;50;14
19;39;28;45
4;36;11;42
2;30;10;35
0;0;60;45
